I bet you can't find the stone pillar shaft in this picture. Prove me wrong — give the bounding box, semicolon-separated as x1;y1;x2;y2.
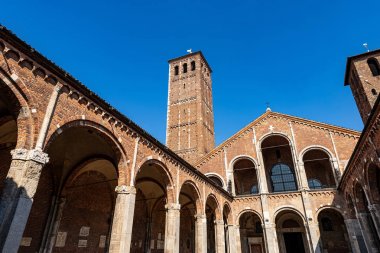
109;185;136;253
227;225;240;253
215;220;225;253
164;203;180;253
195;215;207;253
263;224;279;253
0;148;49;253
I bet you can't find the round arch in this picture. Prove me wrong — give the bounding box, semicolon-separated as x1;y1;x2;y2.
236;209;263;225
205;172;226;188
258;132;294;147
229;155;259;170
299;145;335;161
178;179;203;214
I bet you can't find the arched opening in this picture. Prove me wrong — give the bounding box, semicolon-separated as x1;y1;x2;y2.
20;124;121;252
368;58;380;76
206;195;219;253
179;182;200;253
239;211;264;253
0;81;20;196
223;204;232;253
261;135;297;193
132;161;173;252
354;183;380;250
207;175;224;188
303;149;336;189
367;163;380;204
233;158;259;195
275;210;307;253
318;209;351;252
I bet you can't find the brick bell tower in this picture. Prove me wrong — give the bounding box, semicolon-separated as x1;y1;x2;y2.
345;49;380;123
166;51;215;164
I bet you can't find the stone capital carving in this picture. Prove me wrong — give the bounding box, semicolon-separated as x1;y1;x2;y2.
114;185;136;195
194;214;207;220
165;203;181;211
214;219;225;225
28;149;49;164
11;148;49;164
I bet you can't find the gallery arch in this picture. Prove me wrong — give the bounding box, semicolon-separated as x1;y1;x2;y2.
261;135;298;193
233;158;259;195
179;181;201;253
0;82;19;196
302;149;336;189
275;210;307;253
317;208;351;252
238;211;264;253
205;194;220;253
20;123;122;252
131;160;174;252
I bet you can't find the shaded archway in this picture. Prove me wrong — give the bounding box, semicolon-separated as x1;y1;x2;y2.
275;210;307;253
303;149;336;189
206;174;224;188
238;211;264;253
318;208;351;252
20;123;122;252
261;135;297;192
179;181;201;253
353;183;380;251
205;194;220;253
131;160;174;252
223;203;232;253
0;81;21;196
367;163;380;204
233;158;259;195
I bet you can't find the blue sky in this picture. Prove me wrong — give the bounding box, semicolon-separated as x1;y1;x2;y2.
2;0;379;145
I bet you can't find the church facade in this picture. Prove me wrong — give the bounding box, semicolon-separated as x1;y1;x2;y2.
0;25;379;253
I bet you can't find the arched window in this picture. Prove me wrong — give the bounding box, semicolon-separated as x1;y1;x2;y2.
183;63;188;73
368;58;380;76
271;163;297;192
250;185;258;194
191;61;196;71
308;179;322;189
321;217;333;231
174;66;179;75
207;175;224;188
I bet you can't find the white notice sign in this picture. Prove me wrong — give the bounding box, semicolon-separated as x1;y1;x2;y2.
79;226;90;236
55;232;67;247
78;239;87;247
20;237;32;247
99;235;107;248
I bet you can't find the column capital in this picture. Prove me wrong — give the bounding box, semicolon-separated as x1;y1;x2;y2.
214;219;225;225
115;185;136;194
194;214;207;220
11;148;49;164
165;203;181;210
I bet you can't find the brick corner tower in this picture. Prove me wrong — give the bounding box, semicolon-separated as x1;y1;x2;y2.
166;51;215;164
345;49;380;123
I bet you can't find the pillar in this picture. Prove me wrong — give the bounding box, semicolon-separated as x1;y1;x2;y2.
306;222;322;253
0;148;49;252
297;162;310;190
215;219;225;253
227;225;241;253
195;214;207;253
357;212;379;253
109;185;137;253
345;218;367;253
164;203;180;253
263;223;279;253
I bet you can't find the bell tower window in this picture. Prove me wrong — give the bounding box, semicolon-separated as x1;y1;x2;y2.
174;66;179;75
368;58;380;76
191;61;196;71
183;63;188;73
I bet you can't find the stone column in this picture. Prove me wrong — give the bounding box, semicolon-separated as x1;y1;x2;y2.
330;158;342;184
345;218;366;253
297;162;309;190
256;150;268;194
226;225;238;253
263;223;279;253
109;185;137;253
357;212;379;253
195;214;207;253
306;222;322;253
368;204;380;240
215;219;225;253
44;197;66;253
0;148;49;252
164;203;180;253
